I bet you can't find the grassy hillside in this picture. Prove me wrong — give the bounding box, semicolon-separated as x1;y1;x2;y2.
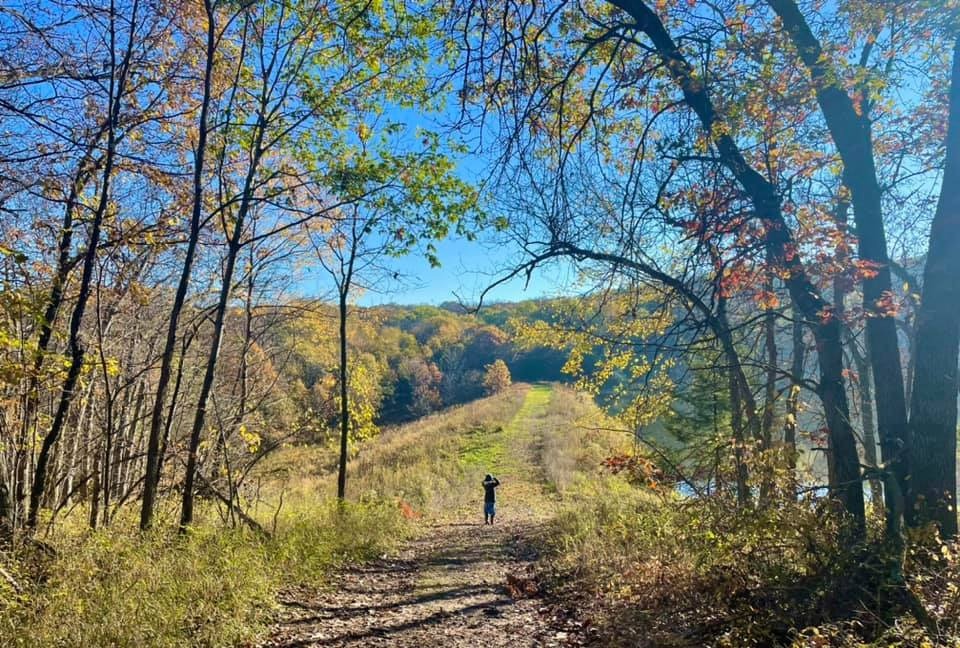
1;383;630;647
263;382;630;520
354;383;631;516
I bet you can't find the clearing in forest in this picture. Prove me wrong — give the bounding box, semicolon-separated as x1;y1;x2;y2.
260;383;597;647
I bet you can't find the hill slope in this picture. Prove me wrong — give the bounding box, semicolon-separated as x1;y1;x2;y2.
261;383;627;647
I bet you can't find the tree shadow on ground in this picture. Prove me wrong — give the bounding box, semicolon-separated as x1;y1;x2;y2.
275;597;515;647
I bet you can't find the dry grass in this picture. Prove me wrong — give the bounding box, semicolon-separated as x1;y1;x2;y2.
350;383;531;513
538;387;629;494
1;496;405;647
0;382;634;647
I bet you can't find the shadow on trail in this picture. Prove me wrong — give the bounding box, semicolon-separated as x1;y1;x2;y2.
274;598;515;647
280;582;504;624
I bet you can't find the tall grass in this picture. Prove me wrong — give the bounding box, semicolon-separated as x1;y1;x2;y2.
0;386;538;646
537;387;628;494
1;497;406;647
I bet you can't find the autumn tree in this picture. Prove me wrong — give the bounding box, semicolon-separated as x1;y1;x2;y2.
450;0;960;536
482;359;512;395
139;0;220;530
759;0;960;539
24;0;149;529
308;153;477;500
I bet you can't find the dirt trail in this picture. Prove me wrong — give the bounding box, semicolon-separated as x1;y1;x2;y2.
261;519;563;647
260;385;582;648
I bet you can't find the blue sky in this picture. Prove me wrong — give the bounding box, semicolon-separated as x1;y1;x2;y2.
359;234;574;306
296;229;575;307
294;88;573;306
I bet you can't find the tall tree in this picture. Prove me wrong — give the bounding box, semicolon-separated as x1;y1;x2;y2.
140;0;219;530
177;0;478;516
764;0;912;538
909;34;960;538
28;0;141;528
309;155;476;500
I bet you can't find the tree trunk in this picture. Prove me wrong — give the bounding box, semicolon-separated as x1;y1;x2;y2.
728;365;750;506
761;306;777;451
850;339;884;516
713;292;751;506
784;315;805;476
17;138;104;530
125;380;146;500
180;88;268;530
180;242;239;530
337;293;349;501
140;0;216;531
88;436;101;530
767;0;909;529
156;330;193;485
0;477;12;547
760;277;778;503
27;0;134;528
909;35;960;538
607;0;865;536
62;392;84;508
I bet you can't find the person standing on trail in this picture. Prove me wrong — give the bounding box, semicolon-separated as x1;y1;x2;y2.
483;474;500;525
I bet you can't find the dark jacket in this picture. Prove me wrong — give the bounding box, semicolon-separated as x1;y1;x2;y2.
483;477;500;503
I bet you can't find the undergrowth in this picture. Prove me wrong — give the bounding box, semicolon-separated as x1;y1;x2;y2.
0;385;541;647
0;498;405;647
542;482;960;647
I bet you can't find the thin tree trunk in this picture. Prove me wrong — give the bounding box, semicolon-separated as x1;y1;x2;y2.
761;308;777;450
61;381;94;508
180;75;268;530
728;364;750;506
0;476;11;547
830;196;886;517
47;412;66;511
850;339;884;517
124;380;146;501
62;391;85;507
80;391;93;501
760;277;778;503
784;314;805;476
333;216;361;503
180;253;247;529
88;435;101;530
156;329;194;485
900;318;917;410
16;139;105;529
337;293;349;501
27;0;135;528
100;372;118;526
716;294;751;506
140;0;216;531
